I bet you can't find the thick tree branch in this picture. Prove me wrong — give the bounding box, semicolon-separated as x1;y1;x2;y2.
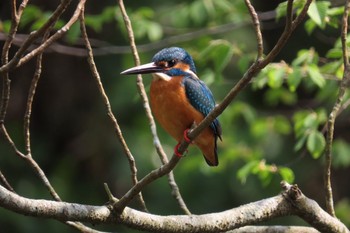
0;182;347;233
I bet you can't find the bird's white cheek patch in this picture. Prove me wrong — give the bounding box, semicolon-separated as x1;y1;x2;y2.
152;72;172;81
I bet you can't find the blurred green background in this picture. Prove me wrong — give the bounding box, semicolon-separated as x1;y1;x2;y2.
0;0;349;232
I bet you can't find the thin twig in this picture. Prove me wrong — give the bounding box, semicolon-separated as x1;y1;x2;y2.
0;0;29;122
0;0;73;74
323;0;350;217
118;0;190;215
0;170;15;192
244;0;264;59
113;155;181;212
23;32;50;155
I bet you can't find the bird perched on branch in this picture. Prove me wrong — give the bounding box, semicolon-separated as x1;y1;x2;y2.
121;47;222;166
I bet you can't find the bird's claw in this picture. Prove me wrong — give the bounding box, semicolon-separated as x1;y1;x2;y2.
174;143;188;157
183;128;192;143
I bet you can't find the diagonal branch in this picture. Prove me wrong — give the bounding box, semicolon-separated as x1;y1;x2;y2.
187;0;312;151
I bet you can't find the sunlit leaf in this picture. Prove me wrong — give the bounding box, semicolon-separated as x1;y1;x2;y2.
326;48;342;59
190;1;207;25
267;68;285;89
20;5;42;28
147;22;163;41
200;40;233;72
279;167;295;183
237;160;259;184
304;19;317;34
65;22;81;44
332;140;350;168
307;130;326;159
307;1;330;28
287;66;302;92
307;64;326;88
276;0;306;20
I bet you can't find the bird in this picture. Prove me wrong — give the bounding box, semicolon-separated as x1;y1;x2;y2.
121;47;222;166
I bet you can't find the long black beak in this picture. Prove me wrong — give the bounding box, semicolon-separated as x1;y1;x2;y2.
121;62;163;75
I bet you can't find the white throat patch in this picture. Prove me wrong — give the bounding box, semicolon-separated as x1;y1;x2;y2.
152;72;171;81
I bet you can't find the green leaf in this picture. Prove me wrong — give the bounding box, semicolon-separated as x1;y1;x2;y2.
304;18;317;34
65;22;81;44
279;167;295;183
307;64;325;88
307;1;331;28
190;1;207;25
294;133;308;151
237;160;259;184
200;40;233;72
1;20;12;33
326;48;342;59
328;6;344;16
147;22;163;41
267;67;285;89
20;5;42;28
276;0;306;21
332;140;350;168
307;130;326;159
292;48;318;66
287;67;302;92
274;116;292;135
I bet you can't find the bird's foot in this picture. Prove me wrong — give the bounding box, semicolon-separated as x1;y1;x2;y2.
183;128;192;143
174;143;188;157
173;129;193;157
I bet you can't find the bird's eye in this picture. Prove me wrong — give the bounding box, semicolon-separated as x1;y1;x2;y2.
167;59;177;67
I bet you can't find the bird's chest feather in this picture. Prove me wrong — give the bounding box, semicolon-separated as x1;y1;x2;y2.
150;75;204;141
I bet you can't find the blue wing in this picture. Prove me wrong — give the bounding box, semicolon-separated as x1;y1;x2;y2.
183;76;222;139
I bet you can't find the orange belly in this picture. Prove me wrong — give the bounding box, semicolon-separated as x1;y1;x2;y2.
150;75;217;165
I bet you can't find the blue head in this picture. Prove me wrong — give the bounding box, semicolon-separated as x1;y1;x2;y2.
121;47;197;77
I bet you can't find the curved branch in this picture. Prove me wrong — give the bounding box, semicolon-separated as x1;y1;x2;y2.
0;182;347;233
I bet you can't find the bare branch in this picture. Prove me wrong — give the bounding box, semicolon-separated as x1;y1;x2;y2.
0;170;15;192
0;0;73;74
0;182;347;233
0;0;29;122
323;0;350;217
244;0;264;59
118;0;190;214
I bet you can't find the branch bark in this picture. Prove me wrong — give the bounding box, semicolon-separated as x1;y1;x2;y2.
0;182;347;233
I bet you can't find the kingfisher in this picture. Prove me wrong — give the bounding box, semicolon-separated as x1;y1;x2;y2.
121;47;222;166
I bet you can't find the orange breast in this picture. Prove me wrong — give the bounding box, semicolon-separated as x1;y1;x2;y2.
150;75;217;165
